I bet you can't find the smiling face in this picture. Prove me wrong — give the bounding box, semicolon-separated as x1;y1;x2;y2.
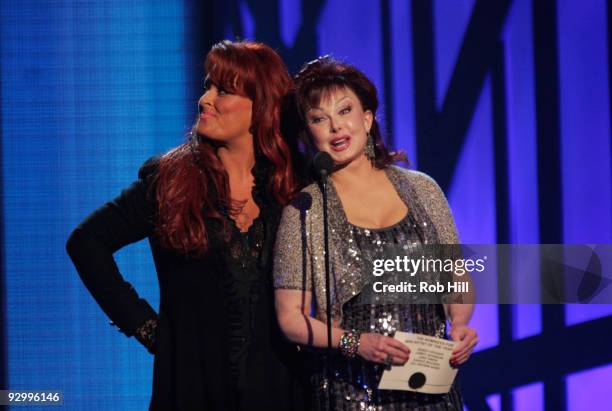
197;78;253;144
305;86;373;167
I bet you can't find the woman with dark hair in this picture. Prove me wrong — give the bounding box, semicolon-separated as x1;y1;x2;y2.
66;40;307;411
274;56;477;410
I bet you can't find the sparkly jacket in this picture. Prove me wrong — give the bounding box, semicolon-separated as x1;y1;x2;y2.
273;166;460;322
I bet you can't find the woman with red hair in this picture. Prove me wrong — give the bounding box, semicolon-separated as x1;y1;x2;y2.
67;40;308;410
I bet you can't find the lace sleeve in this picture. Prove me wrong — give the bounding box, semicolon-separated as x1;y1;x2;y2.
133;318;158;354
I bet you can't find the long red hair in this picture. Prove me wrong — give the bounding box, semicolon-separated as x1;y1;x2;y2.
155;40;297;257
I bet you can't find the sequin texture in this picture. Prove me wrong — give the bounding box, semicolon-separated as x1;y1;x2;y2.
273;166;464;410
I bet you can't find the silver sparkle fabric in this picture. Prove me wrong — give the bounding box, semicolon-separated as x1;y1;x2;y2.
308;219;461;410
273;166;460;323
273;166;464;410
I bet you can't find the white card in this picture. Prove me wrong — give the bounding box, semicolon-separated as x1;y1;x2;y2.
378;332;459;394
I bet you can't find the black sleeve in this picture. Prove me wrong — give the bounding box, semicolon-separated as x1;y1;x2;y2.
66;156;160;343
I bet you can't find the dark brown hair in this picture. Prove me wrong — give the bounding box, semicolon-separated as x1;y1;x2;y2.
155;40;297;257
293;56;406;169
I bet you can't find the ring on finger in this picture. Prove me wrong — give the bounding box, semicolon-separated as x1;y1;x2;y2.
385;353;393;367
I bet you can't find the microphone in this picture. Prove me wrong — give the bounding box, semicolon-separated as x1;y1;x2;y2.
312;151;334;179
313;150;335;411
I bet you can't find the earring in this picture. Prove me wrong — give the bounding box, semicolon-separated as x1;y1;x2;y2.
365;132;375;160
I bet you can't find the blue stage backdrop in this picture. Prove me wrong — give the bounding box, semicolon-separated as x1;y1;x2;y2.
1;0;611;410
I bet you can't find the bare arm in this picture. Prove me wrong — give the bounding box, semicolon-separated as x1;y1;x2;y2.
447;303;477;366
448;303;474;326
275;289;345;348
275;289;410;365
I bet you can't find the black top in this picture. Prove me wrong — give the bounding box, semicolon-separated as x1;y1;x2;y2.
66;156;308;411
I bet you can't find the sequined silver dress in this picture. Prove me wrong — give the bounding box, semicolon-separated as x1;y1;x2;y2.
273;166;465;411
309;216;463;410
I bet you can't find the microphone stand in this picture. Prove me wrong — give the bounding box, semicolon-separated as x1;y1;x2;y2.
320;171;335;411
